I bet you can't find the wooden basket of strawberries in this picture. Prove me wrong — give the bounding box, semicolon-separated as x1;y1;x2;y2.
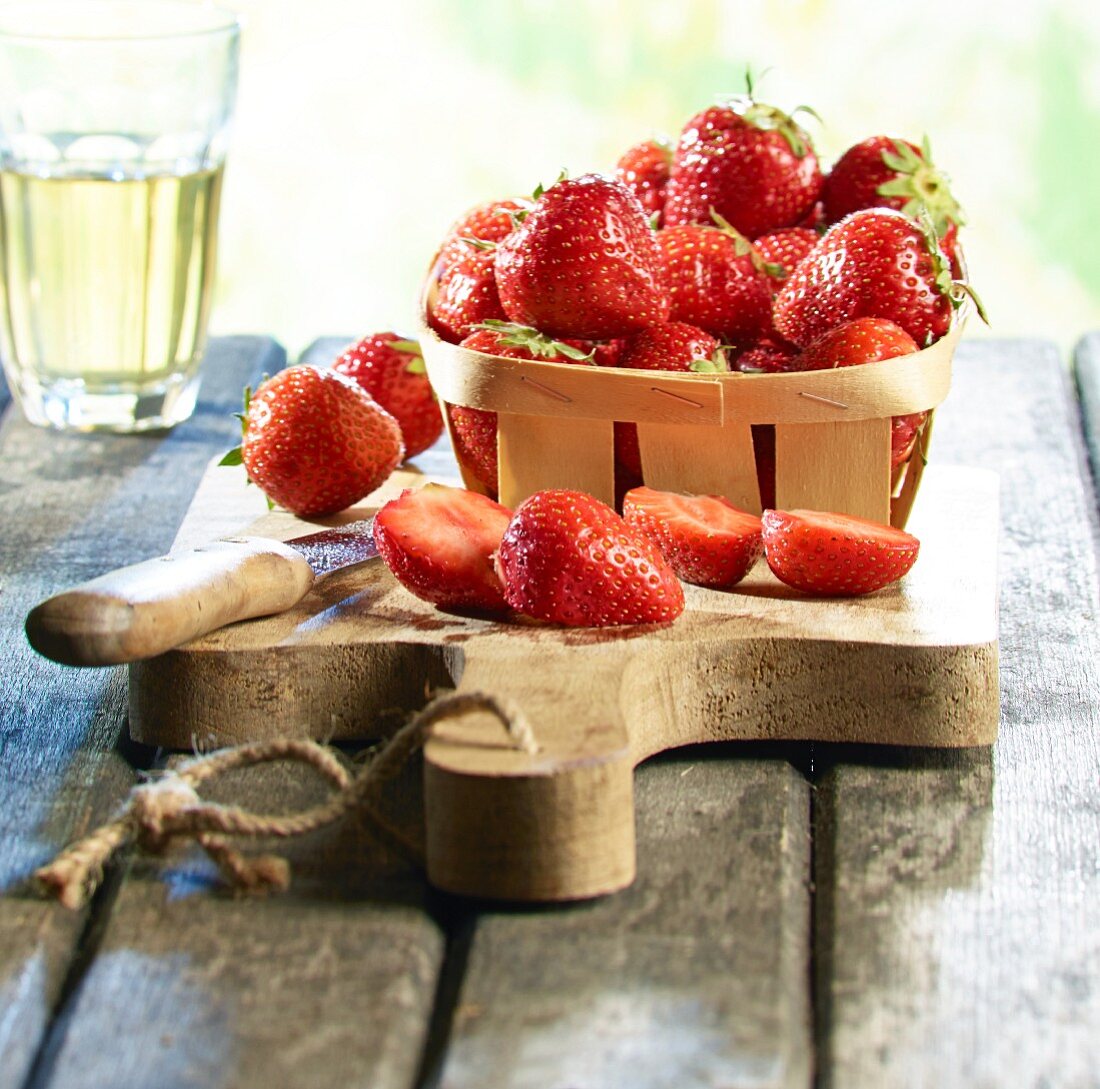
419;91;978;530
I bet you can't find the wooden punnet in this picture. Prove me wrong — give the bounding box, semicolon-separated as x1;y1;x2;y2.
420;286;962;525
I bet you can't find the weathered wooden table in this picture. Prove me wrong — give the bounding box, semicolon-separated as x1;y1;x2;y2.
1;335;1098;1089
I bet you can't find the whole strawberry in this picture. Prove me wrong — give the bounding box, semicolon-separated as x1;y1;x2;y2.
761;508;920;596
659;221;777;346
773;208;959;348
437;196;529;272
495;489;685;627
752;227;819;282
822;136;963;243
333;333;442;459
373;484;512;612
664;89;823;238
428;248;507;344
791;318;927;469
449;322;593;491
226;366;404;518
494;173;670;340
615;138;673;223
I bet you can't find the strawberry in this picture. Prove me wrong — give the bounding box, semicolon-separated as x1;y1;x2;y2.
623;487;763;589
822;136;964;246
772;208;962;348
789;318;926;469
495;489;685;626
663;89;823;238
223;366;404;518
494;173;670;340
752;227;819;282
428;248;507;344
372;484;511;612
437;197;529;272
332;333;443;459
658;221;777;346
617;321;725;373
761;508;920;596
615;138;673;224
449;322;593;491
614;422;644;481
592;338;626;368
736;340;798;373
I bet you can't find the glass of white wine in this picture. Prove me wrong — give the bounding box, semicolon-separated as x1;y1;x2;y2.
0;1;239;431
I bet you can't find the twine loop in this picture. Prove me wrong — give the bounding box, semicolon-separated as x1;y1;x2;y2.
35;690;535;910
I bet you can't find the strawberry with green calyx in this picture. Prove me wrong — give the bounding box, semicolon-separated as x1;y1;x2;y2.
761;508;920;596
495;489;685;627
428;248;508;344
788;317;927;469
658;217;778;346
448;322;594;492
494;173;670;340
822;136;964;244
372;484;512;613
613;321;727;479
623;487;764;590
221;366;404;519
437;197;530;272
664;76;824;238
615;138;673;224
332;333;442;459
773;208;984;349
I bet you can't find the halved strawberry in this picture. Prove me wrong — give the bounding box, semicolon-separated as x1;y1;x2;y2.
495;489;684;627
761;508;919;595
623;487;763;589
372;484;512;612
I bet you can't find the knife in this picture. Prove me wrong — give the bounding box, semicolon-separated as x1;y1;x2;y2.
25;521;379;667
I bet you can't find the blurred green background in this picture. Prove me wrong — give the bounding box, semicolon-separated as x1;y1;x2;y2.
213;0;1100;356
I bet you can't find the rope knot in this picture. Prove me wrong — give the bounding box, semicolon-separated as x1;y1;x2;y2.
131;777;203;852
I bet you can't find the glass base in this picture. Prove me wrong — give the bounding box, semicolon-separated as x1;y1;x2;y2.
8;367;202;433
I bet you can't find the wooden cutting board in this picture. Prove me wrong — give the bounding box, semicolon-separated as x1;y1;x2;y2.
129;460;1000;901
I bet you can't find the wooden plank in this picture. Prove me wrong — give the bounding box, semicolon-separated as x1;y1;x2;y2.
437;750;812;1089
38;759;445;1089
0;337;283;1088
816;339;1100;1085
1073;331;1100;501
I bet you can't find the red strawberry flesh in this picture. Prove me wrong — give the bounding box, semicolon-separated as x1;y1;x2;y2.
373;484;512;612
623;487;763;589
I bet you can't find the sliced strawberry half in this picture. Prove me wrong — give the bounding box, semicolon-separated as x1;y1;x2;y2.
373;484;512;612
761;508;919;596
622;487;763;589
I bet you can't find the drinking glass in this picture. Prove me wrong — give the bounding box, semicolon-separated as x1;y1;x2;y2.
0;1;240;431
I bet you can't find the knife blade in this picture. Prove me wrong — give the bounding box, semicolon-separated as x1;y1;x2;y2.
25;519;380;667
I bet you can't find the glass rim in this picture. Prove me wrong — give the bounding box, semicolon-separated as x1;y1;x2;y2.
0;1;240;44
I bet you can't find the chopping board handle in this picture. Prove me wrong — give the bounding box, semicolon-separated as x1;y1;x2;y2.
25;538;315;667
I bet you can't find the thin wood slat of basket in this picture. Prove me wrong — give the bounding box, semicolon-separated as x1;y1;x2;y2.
775;417;893;524
498;412;616;509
